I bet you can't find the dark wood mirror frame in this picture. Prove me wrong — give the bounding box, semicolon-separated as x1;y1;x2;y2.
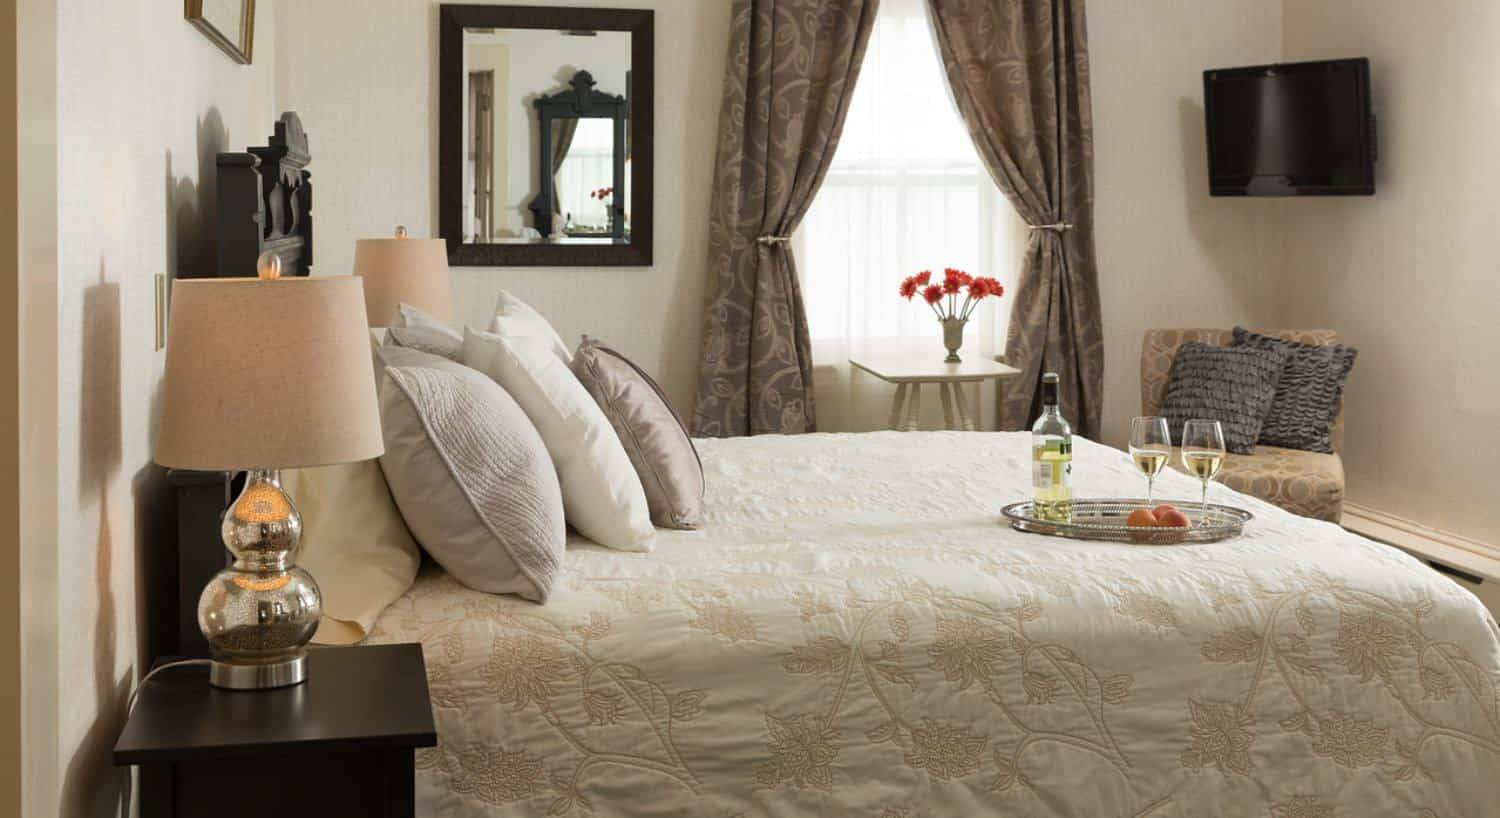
529;71;628;240
439;4;654;267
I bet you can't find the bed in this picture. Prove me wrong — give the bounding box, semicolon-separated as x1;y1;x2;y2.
360;431;1500;817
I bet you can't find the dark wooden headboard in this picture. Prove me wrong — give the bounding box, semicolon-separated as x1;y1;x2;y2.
157;112;320;657
212;111;314;278
161;470;238;659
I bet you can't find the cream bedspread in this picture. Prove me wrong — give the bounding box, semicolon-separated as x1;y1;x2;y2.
367;432;1500;817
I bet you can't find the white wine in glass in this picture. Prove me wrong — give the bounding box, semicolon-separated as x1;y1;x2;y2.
1129;416;1171;504
1181;419;1227;512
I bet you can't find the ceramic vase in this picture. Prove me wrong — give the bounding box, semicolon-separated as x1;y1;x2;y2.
941;317;968;363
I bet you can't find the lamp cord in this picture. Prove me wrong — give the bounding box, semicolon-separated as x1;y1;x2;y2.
126;659;213;715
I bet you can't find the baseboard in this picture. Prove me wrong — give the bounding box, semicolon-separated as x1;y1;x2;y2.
1342;503;1500;584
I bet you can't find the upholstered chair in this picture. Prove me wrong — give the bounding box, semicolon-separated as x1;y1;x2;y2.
1140;329;1346;522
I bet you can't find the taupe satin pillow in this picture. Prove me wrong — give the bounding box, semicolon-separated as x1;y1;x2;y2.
571;337;704;529
378;350;566;602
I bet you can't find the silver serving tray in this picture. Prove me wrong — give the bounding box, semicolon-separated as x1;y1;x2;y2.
1001;498;1253;545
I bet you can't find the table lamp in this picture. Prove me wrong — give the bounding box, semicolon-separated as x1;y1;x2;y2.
352;225;453;327
154;257;384;690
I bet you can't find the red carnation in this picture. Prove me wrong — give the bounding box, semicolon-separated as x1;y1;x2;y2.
915;269;932;286
898;277;918;300
922;284;944;305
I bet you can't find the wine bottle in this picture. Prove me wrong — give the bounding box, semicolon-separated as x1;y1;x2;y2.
1031;372;1073;522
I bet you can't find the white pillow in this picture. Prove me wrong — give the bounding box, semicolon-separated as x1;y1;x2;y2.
463;327;655;552
490;290;573;365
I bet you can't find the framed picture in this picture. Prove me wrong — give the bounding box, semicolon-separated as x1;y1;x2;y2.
186;0;255;65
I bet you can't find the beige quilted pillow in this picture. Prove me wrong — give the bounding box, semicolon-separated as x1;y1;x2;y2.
379;357;566;602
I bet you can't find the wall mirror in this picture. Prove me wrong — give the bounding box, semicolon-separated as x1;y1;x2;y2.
440;5;653;266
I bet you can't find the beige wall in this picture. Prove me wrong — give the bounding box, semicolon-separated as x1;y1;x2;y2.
1092;0;1500;545
1279;1;1500;544
17;0;59;813
4;0;1490;808
1;0;20;812
276;0;733;414
1088;0;1288;449
277;0;1292;430
20;1;279;815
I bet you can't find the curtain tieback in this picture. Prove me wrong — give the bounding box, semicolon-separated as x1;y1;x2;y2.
757;235;792;245
1027;222;1073;233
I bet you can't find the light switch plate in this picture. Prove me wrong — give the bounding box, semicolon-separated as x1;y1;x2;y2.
155;273;167;351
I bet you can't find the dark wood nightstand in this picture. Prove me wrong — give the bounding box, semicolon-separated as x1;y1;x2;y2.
114;643;437;818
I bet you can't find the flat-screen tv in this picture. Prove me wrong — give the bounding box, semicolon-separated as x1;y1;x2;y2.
1204;58;1375;196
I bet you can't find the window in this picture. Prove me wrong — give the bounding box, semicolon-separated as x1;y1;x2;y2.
795;0;1024;430
555;119;617;229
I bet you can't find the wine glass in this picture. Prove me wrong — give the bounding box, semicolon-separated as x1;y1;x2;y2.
1129;416;1171;505
1181;419;1227;513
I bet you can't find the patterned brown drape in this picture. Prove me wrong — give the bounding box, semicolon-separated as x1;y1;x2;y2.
926;0;1103;437
550;118;578;216
690;0;880;437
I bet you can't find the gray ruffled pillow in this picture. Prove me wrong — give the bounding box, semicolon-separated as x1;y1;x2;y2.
377;346;565;602
571;337;703;529
1160;342;1287;454
385;325;462;361
1232;327;1357;453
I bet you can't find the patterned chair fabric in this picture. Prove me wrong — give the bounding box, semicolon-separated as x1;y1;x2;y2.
1141;329;1346;522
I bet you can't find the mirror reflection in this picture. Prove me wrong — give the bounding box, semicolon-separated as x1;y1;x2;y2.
462;27;632;245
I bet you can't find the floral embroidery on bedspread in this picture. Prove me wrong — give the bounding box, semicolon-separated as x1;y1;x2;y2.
368;432;1500;817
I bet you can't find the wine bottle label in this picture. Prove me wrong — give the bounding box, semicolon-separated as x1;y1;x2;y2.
1033;461;1051;488
1033;458;1072;489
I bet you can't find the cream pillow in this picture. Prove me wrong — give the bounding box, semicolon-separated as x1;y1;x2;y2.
490;290;573;365
463;327;654;552
282;461;421;645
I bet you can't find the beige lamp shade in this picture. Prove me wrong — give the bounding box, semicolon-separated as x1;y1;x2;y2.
353;234;453;327
155;276;385;471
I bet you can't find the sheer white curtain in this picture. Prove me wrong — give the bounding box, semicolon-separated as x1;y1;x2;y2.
796;0;1025;432
555;120;615;228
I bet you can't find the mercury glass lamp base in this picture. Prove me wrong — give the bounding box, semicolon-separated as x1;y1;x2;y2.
200;468;321;692
209;654;308;690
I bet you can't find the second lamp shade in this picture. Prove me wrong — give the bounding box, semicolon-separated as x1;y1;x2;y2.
353;236;453;327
